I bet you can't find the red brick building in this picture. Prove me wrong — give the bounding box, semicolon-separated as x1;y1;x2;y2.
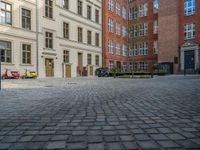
103;0;200;73
158;0;200;73
102;0;129;72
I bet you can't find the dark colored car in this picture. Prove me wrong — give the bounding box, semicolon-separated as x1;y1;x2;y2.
95;68;110;77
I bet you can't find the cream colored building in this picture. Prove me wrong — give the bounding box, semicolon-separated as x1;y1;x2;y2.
0;0;102;78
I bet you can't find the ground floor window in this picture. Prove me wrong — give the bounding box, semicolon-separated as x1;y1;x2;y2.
109;61;114;70
95;55;99;66
22;44;31;64
63;50;69;63
139;62;148;70
123;62;127;72
0;41;11;63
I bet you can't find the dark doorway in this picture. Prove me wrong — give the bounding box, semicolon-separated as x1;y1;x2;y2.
184;50;195;70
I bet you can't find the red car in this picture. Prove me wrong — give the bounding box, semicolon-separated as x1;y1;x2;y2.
2;69;20;79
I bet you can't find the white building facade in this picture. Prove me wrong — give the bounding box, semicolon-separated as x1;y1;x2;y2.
0;0;102;78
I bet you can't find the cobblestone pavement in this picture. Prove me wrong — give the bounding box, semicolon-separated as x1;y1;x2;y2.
0;75;200;150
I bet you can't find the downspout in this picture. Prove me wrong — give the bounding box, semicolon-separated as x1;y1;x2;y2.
36;0;39;77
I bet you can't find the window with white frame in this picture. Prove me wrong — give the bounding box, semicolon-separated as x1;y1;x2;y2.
122;6;127;19
122;44;127;56
133;44;138;56
116;42;121;55
116;22;121;35
129;7;137;20
133;25;138;37
139;23;148;36
109;61;114;70
108;0;114;11
184;23;195;40
153;41;158;54
122;25;126;37
108;39;114;54
139;42;148;55
0;1;12;25
129;47;133;56
116;1;120;16
139;62;148;70
108;17;114;33
139;3;148;17
153;20;158;34
134;63;137;70
123;62;127;72
184;0;195;16
129;63;133;70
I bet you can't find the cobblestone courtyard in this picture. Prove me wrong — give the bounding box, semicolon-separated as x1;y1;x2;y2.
0;76;200;150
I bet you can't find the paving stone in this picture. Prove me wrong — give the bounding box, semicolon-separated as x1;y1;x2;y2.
51;135;68;141
72;131;85;135
104;136;120;142
120;135;134;141
158;140;180;148
19;136;33;142
0;143;10;150
137;141;160;149
1;136;20;143
106;143;122;150
46;141;66;149
87;136;103;143
166;133;186;140
150;134;169;140
67;143;86;149
88;143;104;150
123;142;138;150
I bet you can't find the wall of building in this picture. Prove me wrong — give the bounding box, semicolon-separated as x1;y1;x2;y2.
0;0;102;78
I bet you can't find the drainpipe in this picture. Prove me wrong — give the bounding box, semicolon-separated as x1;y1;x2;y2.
36;0;39;77
0;52;1;90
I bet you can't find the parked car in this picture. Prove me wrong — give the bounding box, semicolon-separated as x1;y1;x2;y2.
2;69;20;79
95;68;110;77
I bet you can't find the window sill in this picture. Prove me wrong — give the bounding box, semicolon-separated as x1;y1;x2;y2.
1;63;14;66
43;16;55;21
20;64;34;66
43;48;56;51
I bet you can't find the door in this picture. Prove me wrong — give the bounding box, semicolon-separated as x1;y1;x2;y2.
90;66;93;76
45;58;54;77
184;50;195;70
117;62;121;72
77;53;83;76
65;64;71;78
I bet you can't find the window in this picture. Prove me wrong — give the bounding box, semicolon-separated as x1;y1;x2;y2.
87;5;91;20
116;1;120;16
139;23;148;36
78;27;83;42
45;32;53;49
122;25;127;37
108;39;114;54
63;22;69;39
0;1;12;25
139;62;148;70
153;20;158;34
139;3;148;17
95;9;99;23
184;23;195;39
22;9;31;30
129;7;137;20
62;0;69;9
0;41;11;63
116;22;121;35
122;6;127;19
130;43;138;56
109;61;114;70
108;17;114;33
153;0;158;13
116;42;121;55
87;54;92;65
95;55;99;66
130;25;138;37
139;42;148;55
77;0;82;15
184;0;195;16
129;63;133;70
122;44;127;56
108;0;114;11
95;33;99;47
45;0;53;18
63;50;69;63
123;62;127;72
153;41;158;54
22;44;31;64
87;30;92;45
